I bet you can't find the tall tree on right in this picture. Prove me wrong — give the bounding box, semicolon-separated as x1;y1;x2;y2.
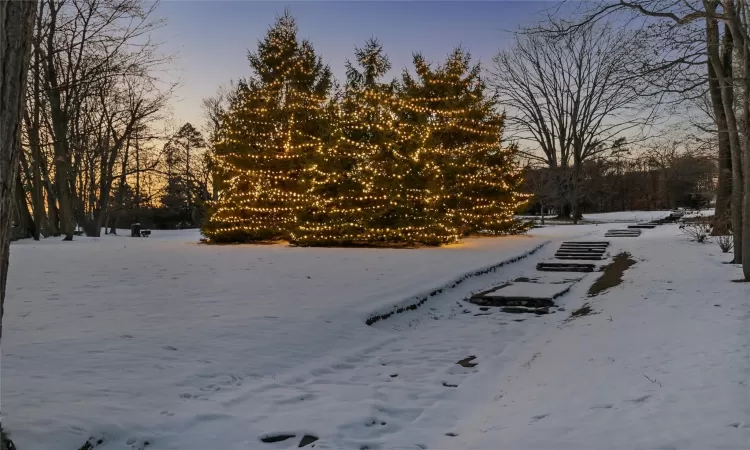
574;1;748;279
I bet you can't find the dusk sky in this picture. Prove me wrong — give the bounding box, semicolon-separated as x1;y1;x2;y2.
153;1;564;132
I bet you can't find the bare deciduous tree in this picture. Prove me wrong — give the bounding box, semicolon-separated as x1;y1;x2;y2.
491;20;657;222
1;0;37;445
574;0;749;279
19;0;173;239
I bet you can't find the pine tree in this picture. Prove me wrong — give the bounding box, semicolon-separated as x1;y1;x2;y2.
293;39;455;246
294;39;402;245
202;11;333;242
399;49;528;236
162;123;207;223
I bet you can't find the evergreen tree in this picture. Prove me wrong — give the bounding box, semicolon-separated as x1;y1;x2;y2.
161;123;208;227
202;11;333;242
294;39;401;245
293;39;456;246
399;49;528;236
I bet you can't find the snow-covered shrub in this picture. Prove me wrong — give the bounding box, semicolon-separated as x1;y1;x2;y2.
716;235;734;253
680;222;712;243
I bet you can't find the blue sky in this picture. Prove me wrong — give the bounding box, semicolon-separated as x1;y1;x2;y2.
153;1;563;131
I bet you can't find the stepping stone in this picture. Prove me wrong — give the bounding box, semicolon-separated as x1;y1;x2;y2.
605;229;641;237
556;241;610;259
501;306;550;315
557;246;607;251
470;282;573;307
555;255;605;260
521;273;584;284
537;262;596;273
557;251;607;255
299;435;319;447
560;244;609;248
456;356;478;368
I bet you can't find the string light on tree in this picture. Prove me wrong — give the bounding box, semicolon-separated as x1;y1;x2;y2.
202;13;528;246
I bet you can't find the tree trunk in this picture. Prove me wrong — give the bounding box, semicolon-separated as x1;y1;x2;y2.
109;215;117;235
43;3;74;241
31;0;46;240
571;155;582;225
744;126;750;279
51;125;75;240
708;19;734;235
110;136;131;236
14;172;35;240
24;111;47;238
0;1;36;444
46;189;60;236
706;16;743;264
1;0;36;334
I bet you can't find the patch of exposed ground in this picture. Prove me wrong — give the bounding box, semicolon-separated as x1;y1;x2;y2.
565;303;596;322
588;252;636;297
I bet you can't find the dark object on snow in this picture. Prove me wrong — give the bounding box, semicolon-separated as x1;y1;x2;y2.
605;229;641;237
1;428;16;450
141;229;151;237
298;435;319;447
130;223;142;237
537;262;596;272
76;438;104;450
501;306;550;315
554;241;609;261
456;356;478;368
587;252;636;297
471;293;556;308
260;434;296;443
627;223;656;229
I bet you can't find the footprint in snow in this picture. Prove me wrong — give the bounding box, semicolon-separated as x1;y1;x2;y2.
626;395;651;403
125;437;151;449
591;404;614;409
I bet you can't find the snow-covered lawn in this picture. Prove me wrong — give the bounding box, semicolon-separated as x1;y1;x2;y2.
428;225;750;449
3;223;748;449
520;208;716;224
3;227;587;450
583;210;675;222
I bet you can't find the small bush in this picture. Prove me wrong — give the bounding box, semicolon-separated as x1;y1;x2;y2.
680;222;712;243
716;234;734;253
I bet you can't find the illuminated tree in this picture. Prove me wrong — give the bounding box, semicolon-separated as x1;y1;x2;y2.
293;39;458;246
202;11;333;242
204;15;527;246
400;49;528;236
